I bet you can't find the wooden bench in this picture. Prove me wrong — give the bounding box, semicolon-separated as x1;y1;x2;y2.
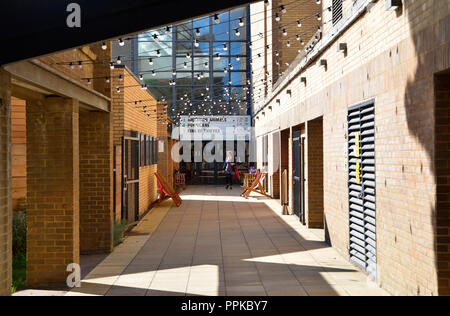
155;172;182;207
241;172;271;199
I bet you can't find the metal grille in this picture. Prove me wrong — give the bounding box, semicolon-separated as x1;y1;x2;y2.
332;0;343;25
348;100;376;280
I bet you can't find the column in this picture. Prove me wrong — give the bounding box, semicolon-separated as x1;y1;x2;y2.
26;97;79;287
0;69;12;296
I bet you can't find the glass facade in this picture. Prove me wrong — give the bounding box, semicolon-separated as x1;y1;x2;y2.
136;6;252;119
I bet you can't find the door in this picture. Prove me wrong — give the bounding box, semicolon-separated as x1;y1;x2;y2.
348;100;377;280
122;133;140;223
300;137;306;224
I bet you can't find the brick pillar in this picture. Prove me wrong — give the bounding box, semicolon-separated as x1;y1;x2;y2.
79;111;113;254
306;117;324;229
0;69;12;296
26;97;80;287
436;73;450;296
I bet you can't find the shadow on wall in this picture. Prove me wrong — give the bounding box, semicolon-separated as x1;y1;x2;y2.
401;1;449;295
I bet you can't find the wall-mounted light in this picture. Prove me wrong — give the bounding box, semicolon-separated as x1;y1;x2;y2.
319;59;328;70
276;99;281;105
300;77;307;85
337;42;348;55
286;90;292;96
386;0;402;10
268;106;273;111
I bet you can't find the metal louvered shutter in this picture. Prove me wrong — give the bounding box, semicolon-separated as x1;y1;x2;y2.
348;100;377;280
332;0;343;25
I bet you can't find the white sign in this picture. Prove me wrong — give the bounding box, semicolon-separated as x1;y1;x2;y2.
179;116;251;141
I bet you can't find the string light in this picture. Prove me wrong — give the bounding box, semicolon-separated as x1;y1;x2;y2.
239;17;244;27
195;28;201;36
101;43;107;50
165;26;171;35
116;56;122;64
118;38;125;46
148;58;153;65
275;13;280;22
214;14;220;24
235;28;240;37
280;5;286;14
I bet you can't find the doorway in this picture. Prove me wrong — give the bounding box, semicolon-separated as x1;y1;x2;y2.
122;132;140;223
293;131;306;224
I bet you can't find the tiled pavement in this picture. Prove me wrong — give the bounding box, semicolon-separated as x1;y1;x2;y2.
67;186;389;296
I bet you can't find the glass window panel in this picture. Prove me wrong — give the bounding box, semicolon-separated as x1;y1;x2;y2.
193;16;211;40
230;72;247;85
193;56;210;71
230;42;246;56
176;57;192;71
211;71;229;86
212;56;229;70
176;41;192;56
193;42;210;56
140;55;172;71
175;72;193;85
176;22;193;41
193;72;209;85
212;12;230;41
213;42;230;55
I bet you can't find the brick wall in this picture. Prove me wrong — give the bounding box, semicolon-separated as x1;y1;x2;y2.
435;72;450;296
255;0;450;295
0;69;12;296
11;97;26;210
271;0;321;84
79;111;113;254
111;67;158;218
26;97;80;286
38;42;111;96
306;117;324;228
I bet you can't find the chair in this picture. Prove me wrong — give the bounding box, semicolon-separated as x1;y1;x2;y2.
155;172;182;207
175;173;186;190
241;172;271;199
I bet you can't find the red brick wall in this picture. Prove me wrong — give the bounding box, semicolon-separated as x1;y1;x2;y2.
11;97;26;210
306;117;324;228
271;0;321;84
435;72;450;295
26;97;80;286
0;69;12;296
79;111;113;254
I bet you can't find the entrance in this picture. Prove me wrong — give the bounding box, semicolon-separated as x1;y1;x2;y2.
293;131;306;224
122;132;140;223
348;100;377;280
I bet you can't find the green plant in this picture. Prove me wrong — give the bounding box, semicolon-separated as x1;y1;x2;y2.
113;220;127;247
12;254;26;293
13;199;27;257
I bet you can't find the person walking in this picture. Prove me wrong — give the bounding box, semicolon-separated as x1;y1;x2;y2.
223;151;235;190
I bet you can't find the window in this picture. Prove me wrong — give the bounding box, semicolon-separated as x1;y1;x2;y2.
332;0;343;25
139;133;158;166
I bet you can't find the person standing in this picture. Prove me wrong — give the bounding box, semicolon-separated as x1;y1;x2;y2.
223;151;235;190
